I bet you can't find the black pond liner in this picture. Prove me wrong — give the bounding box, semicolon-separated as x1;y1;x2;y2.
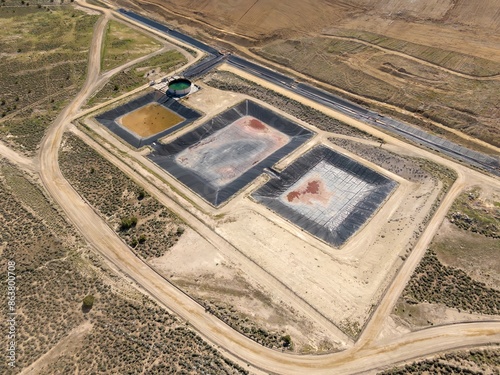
252;145;398;247
94;91;201;148
148;100;314;206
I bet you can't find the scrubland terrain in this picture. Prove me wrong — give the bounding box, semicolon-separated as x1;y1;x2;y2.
0;5;97;154
0;160;247;374
1;0;499;373
394;187;500;326
59;134;185;258
0;5;248;373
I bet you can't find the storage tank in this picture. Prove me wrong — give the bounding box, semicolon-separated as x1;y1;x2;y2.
167;78;192;97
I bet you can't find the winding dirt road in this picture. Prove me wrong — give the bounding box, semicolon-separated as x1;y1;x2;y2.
23;1;500;373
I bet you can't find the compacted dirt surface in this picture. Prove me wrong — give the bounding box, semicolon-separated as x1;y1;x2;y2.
36;1;500;372
1;0;499;374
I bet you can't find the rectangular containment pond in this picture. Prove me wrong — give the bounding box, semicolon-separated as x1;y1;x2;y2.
252;146;397;247
148;100;314;206
119;103;185;137
95;91;201;148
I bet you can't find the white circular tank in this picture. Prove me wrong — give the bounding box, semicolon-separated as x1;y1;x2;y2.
167;78;192;96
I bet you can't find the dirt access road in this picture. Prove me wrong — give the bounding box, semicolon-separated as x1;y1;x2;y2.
26;0;500;373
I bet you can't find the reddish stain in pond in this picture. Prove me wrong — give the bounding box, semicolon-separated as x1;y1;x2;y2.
248;118;266;130
286;178;333;205
305;180;320;194
287;191;301;202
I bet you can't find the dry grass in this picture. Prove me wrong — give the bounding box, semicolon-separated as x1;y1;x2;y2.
255;37;500;147
324;29;500;77
101;20;162;71
0;5;98;154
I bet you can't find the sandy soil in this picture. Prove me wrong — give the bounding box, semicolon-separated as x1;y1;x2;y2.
85;78;455;341
19;0;500;373
138;83;442;331
150;227;340;351
215;173;438;330
149;227;230;278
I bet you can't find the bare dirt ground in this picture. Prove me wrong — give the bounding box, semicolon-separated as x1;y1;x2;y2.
117;0;500;151
150;227;338;352
121;0;500;44
84;74;419;341
83;79;444;342
3;0;499;373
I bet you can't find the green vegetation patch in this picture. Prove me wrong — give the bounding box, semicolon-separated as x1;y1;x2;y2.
447;188;499;238
380;348;500;375
402;249;500;315
86;50;186;108
0;6;98;154
101;20;162;71
59;134;184;258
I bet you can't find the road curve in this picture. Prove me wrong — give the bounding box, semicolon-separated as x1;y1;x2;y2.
0;141;36;172
33;2;500;374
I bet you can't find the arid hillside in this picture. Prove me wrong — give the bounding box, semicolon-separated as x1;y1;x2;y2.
123;0;362;40
119;0;500;150
126;0;500;49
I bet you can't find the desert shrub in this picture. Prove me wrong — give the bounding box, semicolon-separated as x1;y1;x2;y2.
82;295;95;309
120;216;138;231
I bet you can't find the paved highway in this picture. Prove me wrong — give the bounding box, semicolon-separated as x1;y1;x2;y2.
228;55;500;176
119;9;500;177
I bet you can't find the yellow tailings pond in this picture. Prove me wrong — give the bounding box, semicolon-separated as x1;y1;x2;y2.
119;103;184;137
